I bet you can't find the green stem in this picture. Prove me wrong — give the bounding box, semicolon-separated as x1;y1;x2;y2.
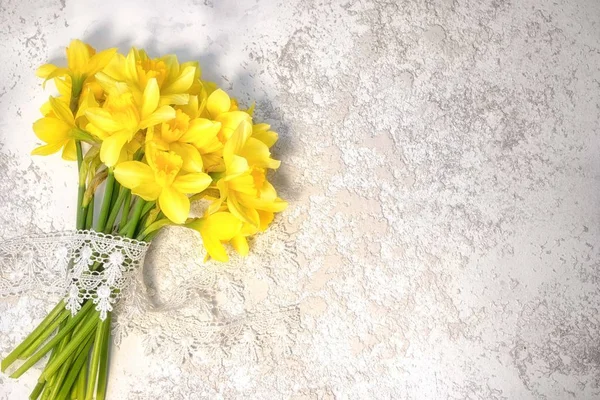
95;313;112;400
76;359;87;400
75;141;86;230
118;191;132;231
48;350;76;399
18;309;70;359
122;199;146;238
9;302;94;379
41;384;51;400
142;230;161;242
85;194;94;230
133;202;157;238
43;318;74;397
85;318;108;400
29;381;45;400
104;188;129;234
36;319;67;400
54;332;95;400
140;201;155;217
49;318;95;400
39;310;99;381
1;301;66;371
95;170;115;232
137;218;170;241
110;181;121;209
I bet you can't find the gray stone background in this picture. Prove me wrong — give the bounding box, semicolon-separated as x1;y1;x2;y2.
0;0;599;399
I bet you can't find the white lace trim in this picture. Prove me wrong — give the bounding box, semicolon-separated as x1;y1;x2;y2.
0;230;300;362
0;230;148;321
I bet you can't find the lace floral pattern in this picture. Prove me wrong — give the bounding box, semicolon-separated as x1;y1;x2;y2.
0;227;301;366
112;224;301;364
0;230;149;320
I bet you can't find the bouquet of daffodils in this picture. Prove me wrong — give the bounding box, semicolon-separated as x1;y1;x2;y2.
1;39;286;399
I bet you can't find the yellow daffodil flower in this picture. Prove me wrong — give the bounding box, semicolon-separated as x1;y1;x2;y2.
252;123;279;148
99;49;198;106
85;78;175;167
174;93;227;172
36;39;116;98
114;145;212;224
40;75;104;117
186;212;243;262
203;88;252;142
229;208;277;257
32;93;97;160
146;108;221;173
210;121;287;227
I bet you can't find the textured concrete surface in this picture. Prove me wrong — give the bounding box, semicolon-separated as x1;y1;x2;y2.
1;0;600;399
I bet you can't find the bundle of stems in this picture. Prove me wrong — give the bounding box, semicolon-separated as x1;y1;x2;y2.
1;92;158;400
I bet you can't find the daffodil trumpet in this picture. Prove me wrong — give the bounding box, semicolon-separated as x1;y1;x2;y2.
3;39;288;400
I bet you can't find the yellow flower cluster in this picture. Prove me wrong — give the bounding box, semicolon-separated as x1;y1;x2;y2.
33;40;287;261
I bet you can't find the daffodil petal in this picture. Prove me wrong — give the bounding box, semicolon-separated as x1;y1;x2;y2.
36;64;57;79
131;182;162;201
61;140;77;161
159;186;190;224
252;126;278;148
200;230;229;262
258;180;278;201
206;89;231;118
202;151;225;172
86;108;122;132
100;53;127;81
75;90;99;121
31;142;65;156
170;142;204;173
162;65;196;95
204;212;243;240
94;71;119;93
85;48;117;76
179;95;199;118
66;39;91;75
33;117;72;142
141;78;160;121
114;161;154;189
209;180;227;215
246;196;288;213
227;192;260;227
180;119;221;147
100;131;131;167
159;93;189;106
223;121;252;166
85;122;109;140
240;137;281;169
172;172;212;194
231;235;249;256
125;49;139;86
49;96;75;126
227;173;256;194
226;155;250;178
40;67;70;88
257;210;275;231
139;106;176;129
215;111;252;141
161;55;181;84
40;101;52;117
54;77;71;98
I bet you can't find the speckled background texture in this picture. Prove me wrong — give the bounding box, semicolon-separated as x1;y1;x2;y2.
1;0;600;399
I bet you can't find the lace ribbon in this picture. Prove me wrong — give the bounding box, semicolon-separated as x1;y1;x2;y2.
0;230;300;363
